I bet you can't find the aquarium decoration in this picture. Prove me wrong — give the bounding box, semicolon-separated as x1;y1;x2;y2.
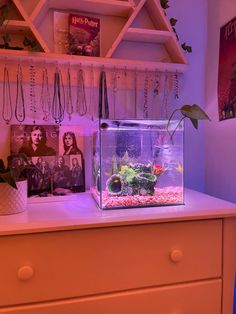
92;119;184;209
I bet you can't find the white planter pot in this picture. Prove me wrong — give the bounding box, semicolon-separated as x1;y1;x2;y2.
0;180;28;215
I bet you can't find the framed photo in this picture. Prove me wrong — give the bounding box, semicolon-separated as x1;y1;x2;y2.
10;125;85;196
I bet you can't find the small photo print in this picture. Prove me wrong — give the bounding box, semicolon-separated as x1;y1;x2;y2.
29;156;55;193
59;125;84;156
11;125;59;157
70;155;84;191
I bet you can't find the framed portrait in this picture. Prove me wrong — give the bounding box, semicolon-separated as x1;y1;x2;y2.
10;125;85;196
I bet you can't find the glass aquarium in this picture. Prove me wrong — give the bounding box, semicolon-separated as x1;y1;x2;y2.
91;119;184;209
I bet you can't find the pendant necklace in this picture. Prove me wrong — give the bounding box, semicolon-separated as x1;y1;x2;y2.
15;63;25;123
52;65;65;124
66;63;73;120
162;71;171;118
2;63;13;124
40;65;51;121
29;63;37;123
153;70;160;118
153;70;160;96
124;67;128;110
76;66;87;116
143;70;149;119
174;71;179;99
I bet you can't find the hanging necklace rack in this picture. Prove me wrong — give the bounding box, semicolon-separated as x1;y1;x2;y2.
15;63;25;123
41;64;51;121
0;56;181;124
2;62;13;124
52;64;65;124
76;65;87;116
66;63;73;120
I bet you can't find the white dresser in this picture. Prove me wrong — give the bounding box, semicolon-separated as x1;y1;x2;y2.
0;189;235;314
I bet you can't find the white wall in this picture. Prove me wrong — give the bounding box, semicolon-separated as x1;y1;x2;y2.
205;0;236;202
168;0;208;192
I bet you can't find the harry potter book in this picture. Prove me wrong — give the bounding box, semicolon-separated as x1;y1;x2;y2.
68;13;100;56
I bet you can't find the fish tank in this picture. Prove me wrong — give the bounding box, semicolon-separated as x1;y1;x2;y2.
91;119;184;209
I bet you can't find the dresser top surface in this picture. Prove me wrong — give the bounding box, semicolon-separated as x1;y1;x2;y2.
0;189;236;235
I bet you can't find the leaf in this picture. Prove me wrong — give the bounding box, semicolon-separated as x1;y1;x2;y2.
160;0;169;9
180;104;211;121
190;118;198;129
182;42;192;53
0;172;17;189
170;18;177;26
23;36;32;46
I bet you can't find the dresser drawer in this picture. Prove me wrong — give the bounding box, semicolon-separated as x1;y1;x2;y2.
0;279;221;314
0;219;222;306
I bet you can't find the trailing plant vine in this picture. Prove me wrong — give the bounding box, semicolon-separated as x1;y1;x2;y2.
160;0;192;53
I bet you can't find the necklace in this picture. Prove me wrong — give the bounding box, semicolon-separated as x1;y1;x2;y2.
112;67;118;119
66;63;73;120
98;69;109;119
29;63;37;123
15;63;25;123
134;69;138;118
40;66;51;121
153;70;160;96
2;63;12;124
52;66;65;124
162;72;172;119
89;64;95;120
174;71;179;99
153;70;161;118
76;67;87;116
143;70;149;119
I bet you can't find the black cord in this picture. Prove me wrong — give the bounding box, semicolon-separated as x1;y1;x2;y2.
98;70;109;119
2;64;12;124
15;63;25;123
52;67;65;124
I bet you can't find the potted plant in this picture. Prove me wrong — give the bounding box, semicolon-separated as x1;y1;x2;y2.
0;153;40;215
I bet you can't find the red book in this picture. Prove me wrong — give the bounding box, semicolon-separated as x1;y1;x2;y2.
68;13;100;56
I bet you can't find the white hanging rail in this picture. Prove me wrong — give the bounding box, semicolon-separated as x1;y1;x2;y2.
0;49;188;72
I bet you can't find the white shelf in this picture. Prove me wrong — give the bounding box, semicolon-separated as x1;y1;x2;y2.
0;48;187;72
31;0;134;26
124;28;172;43
1;20;29;32
0;0;188;72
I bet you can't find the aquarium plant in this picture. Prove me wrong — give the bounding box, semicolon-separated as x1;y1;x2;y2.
106;154;165;197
